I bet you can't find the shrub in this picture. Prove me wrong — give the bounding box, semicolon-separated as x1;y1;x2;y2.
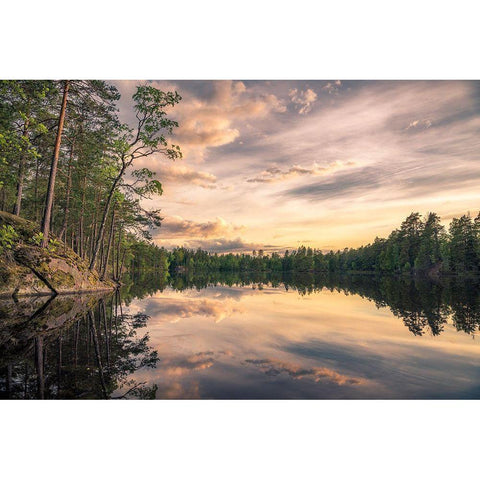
0;224;19;254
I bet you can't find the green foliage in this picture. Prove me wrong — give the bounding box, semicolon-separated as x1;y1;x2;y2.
47;237;61;253
0;224;18;253
29;232;44;246
132;86;182;150
0;80;183;281
27;232;60;251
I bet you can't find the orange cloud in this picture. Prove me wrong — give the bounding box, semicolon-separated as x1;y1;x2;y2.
244;358;365;385
158;351;232;377
157;215;243;239
171;80;286;161
143;296;243;323
288;88;318;114
156;163;217;189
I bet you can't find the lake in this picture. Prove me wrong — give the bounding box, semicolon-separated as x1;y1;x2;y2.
1;272;480;399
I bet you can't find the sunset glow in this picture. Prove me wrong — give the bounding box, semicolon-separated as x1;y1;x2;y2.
114;80;480;253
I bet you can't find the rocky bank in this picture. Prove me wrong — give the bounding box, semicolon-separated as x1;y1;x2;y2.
0;211;115;298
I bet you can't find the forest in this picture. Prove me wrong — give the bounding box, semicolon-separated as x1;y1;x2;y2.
0;80;181;282
2;81;479;281
164;211;480;276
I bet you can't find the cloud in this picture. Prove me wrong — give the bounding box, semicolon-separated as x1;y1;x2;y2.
157;216;243;239
179;237;266;254
288;88;318;114
158;350;233;378
167;80;286;161
247;160;356;184
142;297;242;323
155;381;201;399
156;163;217;189
262;82;480;209
322;80;342;94
405;119;432;130
281;167;380;202
161;352;216;376
244;358;364;385
115;80;480;252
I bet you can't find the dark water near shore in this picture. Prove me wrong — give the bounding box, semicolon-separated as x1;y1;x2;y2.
1;272;480;399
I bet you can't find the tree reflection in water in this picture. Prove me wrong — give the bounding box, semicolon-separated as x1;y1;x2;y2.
0;290;159;399
2;271;480;399
126;270;480;337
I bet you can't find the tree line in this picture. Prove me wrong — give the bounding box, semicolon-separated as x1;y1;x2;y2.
163;212;480;275
0;80;182;281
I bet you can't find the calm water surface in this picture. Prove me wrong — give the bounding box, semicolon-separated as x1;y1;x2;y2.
1;273;480;399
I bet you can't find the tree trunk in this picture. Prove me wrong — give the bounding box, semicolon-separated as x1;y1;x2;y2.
35;336;45;399
13;116;30;216
57;336;62;397
41;80;70;247
114;229;122;280
89;190;101;260
34;156;40;222
101;208;115;280
118;248;127;282
89;165;125;271
89;311;107;399
58;140;74;243
79;171;87;258
101;299;110;369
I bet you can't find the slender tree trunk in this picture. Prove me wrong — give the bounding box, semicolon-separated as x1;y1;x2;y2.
34;157;40;222
101;299;110;369
57;336;62;397
89;165;125;271
13;117;30;216
115;229;122;280
58;140;74;243
111;230;116;279
101;208;115;280
85;315;90;366
74;320;80;368
79;171;87;258
118;248;127;282
89;190;101;260
14;155;26;216
35;336;45;399
89;312;107;399
41;80;70;247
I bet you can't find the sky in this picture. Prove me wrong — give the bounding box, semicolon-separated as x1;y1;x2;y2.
113;80;480;253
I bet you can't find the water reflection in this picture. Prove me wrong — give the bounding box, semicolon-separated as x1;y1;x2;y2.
128;270;480;337
0;292;158;399
1;272;480;399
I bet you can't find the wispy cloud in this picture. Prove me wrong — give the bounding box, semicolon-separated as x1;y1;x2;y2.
247;160;355;184
281;167;381;202
115;80;480;251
